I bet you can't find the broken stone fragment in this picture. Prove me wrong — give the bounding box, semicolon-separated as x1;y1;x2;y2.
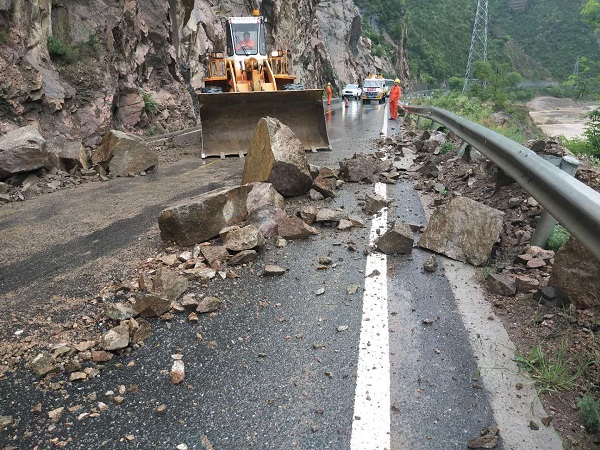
277;216;318;240
152;267;188;302
423;254;438;273
486;273;516;296
263;265;286;276
73;341;95;352
30;353;58;377
0;416;13;428
48;407;65;424
91;351;113;363
309;189;324;200
183;267;216;284
69;372;87;382
223;225;265;252
337;219;354;230
181;294;199;311
514;275;540;293
312;173;337;198
200;245;230;270
196;296;223;314
347;215;366;228
132;321;152;343
315;208;345;223
228;250;257;266
298;206;317;225
376;223;414;255
101;322;130;351
419;197;504;267
133;294;171;318
467;427;499;449
363;192;390;215
276;237;287;248
104;303;135;321
242;117;313;197
170;360;185;384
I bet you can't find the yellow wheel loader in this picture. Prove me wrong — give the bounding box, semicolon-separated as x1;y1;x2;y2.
197;10;330;158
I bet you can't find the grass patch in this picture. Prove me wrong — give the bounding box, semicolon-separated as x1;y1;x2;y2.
514;341;587;395
441;141;455;155
547;224;570;251
578;395;600;432
47;35;79;64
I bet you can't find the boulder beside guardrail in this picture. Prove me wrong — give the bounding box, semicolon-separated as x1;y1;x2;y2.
402;105;600;261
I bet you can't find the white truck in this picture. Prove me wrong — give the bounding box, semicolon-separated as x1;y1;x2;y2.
361;77;386;104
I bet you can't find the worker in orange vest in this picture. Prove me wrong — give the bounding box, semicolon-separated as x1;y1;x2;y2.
325;82;332;106
389;78;402;120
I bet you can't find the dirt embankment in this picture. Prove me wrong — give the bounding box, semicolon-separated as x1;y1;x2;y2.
527;96;597;139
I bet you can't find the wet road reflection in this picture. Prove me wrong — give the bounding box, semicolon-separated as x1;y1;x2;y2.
311;99;388;166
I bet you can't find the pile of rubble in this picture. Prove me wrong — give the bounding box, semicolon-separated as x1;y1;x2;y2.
0;126;158;204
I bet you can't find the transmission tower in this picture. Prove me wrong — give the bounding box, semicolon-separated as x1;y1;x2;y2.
463;0;489;93
574;56;580;77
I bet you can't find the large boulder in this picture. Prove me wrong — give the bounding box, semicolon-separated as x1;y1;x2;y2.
242;117;313;197
223;225;265;252
158;183;283;246
418;197;504;266
0;125;47;180
92;130;158;176
46;136;89;171
159;185;252;246
549;238;600;309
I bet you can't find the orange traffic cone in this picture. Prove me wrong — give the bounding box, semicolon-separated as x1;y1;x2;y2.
345;98;349;108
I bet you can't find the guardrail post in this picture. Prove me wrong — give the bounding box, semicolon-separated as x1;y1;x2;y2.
416;116;422;129
429;121;438;130
530;156;581;248
458;141;471;161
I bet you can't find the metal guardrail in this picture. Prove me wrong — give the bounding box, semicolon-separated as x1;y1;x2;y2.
403;105;600;261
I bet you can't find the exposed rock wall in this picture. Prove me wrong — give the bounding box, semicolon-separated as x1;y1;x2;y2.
0;0;408;144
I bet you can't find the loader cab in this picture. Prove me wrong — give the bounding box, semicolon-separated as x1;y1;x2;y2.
226;17;268;60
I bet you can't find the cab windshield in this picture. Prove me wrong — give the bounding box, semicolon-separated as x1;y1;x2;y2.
364;80;382;88
231;23;259;56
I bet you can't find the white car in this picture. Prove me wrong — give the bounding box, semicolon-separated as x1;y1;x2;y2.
342;84;362;100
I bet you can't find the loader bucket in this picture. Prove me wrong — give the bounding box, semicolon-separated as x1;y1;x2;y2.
197;89;330;158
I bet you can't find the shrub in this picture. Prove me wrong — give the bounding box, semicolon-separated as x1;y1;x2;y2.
547;225;570;251
584;108;600;155
47;35;79;63
578;395;600;432
140;90;160;114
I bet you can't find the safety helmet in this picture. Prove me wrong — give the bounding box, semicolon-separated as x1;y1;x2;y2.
327;82;331;85
394;78;400;83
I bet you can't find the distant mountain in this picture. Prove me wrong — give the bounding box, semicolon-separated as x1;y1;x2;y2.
360;0;599;83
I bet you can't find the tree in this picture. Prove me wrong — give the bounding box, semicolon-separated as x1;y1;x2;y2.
582;0;600;33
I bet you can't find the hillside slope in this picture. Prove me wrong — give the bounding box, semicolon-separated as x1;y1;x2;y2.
399;0;598;82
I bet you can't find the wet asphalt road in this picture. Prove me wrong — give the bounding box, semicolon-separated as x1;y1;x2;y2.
0;99;500;449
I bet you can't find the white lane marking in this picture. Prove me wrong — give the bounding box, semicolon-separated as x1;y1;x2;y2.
351;182;390;450
380;103;389;137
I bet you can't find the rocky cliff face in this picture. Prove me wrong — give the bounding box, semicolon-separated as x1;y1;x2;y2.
0;0;408;144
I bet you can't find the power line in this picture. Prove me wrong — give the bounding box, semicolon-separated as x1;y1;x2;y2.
463;0;489;94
